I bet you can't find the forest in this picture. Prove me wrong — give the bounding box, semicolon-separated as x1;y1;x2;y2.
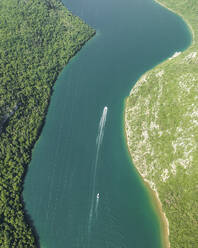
0;0;95;247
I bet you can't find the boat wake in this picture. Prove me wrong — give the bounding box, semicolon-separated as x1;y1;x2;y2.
95;193;100;218
88;106;108;240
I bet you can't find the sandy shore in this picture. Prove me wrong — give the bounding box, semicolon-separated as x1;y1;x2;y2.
143;180;170;248
124;105;170;248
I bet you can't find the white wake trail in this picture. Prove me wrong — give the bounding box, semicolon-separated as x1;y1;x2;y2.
95;194;100;218
88;106;108;237
96;106;108;164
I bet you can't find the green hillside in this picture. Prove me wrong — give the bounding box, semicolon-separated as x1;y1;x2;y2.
125;0;198;247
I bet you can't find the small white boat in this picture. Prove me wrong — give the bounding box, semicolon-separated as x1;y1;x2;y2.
97;193;100;199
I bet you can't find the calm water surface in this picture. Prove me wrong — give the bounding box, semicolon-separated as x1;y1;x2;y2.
23;0;191;247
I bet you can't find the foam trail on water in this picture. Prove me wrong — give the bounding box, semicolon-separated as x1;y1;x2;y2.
88;106;108;238
95;194;99;218
96;106;108;149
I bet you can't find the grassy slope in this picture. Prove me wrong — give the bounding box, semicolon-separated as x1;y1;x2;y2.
0;0;95;247
125;0;198;247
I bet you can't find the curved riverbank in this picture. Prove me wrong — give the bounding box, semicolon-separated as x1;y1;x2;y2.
124;106;170;248
154;0;195;44
0;0;95;246
144;180;170;248
23;0;191;247
125;0;197;247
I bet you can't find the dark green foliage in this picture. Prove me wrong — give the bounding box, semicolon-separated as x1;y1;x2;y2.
0;0;95;247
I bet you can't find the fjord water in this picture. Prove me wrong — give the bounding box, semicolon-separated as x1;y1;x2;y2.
23;0;191;247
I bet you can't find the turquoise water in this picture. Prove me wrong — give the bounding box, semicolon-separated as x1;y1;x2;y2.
23;0;191;247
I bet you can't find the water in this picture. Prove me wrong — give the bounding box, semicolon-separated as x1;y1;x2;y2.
95;193;99;218
88;106;108;239
23;0;191;247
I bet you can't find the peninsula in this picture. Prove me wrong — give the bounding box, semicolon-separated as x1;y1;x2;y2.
125;0;198;247
0;0;95;247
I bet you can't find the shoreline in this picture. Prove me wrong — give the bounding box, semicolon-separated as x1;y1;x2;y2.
123;104;170;248
143;179;170;248
0;0;96;246
124;1;195;248
154;0;195;45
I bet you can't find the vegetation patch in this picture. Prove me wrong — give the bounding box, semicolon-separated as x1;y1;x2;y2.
0;0;95;247
125;0;198;247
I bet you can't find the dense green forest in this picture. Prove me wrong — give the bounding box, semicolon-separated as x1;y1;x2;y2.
0;0;95;247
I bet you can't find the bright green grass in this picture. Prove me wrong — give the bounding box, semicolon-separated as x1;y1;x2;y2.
125;0;198;247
